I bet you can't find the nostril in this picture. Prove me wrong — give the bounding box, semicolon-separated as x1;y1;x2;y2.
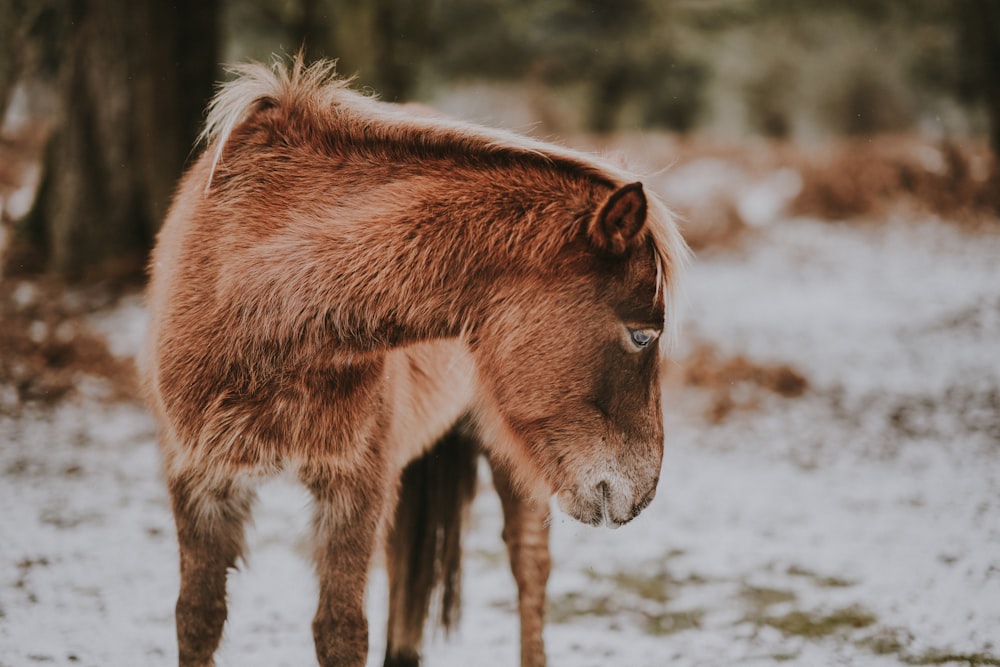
631;486;657;519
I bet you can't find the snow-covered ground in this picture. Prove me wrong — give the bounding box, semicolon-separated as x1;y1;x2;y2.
2;214;999;666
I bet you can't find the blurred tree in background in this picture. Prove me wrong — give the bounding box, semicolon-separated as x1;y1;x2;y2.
226;0;429;101
7;0;218;280
422;0;704;133
0;2;24;121
956;0;1000;161
1;0;997;282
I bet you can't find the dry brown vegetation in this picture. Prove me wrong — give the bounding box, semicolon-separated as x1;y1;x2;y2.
669;343;810;424
0;280;137;412
610;134;1000;253
791;138;999;222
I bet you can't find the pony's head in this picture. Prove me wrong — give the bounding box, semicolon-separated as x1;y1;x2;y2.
473;179;687;528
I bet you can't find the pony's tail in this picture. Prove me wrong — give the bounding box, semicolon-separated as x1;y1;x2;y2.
384;416;480;667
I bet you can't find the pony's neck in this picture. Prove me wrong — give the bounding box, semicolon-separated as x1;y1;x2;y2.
221;166;590;353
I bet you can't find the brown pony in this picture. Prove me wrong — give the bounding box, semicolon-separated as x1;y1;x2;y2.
143;57;688;667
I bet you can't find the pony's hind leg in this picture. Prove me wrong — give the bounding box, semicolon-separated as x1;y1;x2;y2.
301;461;388;667
169;471;256;667
490;458;551;667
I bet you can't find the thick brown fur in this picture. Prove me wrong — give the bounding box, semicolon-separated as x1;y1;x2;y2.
143;56;688;667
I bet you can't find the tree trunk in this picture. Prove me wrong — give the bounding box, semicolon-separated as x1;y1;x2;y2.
371;0;429;102
292;0;335;62
958;0;1000;210
0;1;20;119
316;0;427;103
969;0;1000;162
588;66;631;134
25;0;218;281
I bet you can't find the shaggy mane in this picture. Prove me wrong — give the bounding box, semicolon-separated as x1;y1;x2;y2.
200;55;689;344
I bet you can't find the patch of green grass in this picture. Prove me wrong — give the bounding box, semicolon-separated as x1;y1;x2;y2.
604;570;674;603
854;628;1000;667
762;605;877;638
905;651;1000;666
550;558;708;636
740;584;797;610
785;564;854;588
854;626;1000;665
547;588;703;637
858;628;912;656
585;562;708;604
769;652;801;662
547;591;617;623
642;608;704;636
738;584;799;633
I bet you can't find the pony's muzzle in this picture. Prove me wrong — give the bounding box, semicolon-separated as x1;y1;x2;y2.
600;480;657;529
557;478;658;529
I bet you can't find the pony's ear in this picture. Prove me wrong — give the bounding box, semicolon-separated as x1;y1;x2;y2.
588;182;647;256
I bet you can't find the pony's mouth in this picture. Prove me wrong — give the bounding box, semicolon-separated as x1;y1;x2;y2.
556;485;633;529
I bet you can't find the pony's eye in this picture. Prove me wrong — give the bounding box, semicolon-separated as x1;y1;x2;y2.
628;328;657;349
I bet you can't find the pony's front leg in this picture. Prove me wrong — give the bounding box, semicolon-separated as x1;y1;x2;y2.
301;462;387;667
490;459;551;667
168;472;256;667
